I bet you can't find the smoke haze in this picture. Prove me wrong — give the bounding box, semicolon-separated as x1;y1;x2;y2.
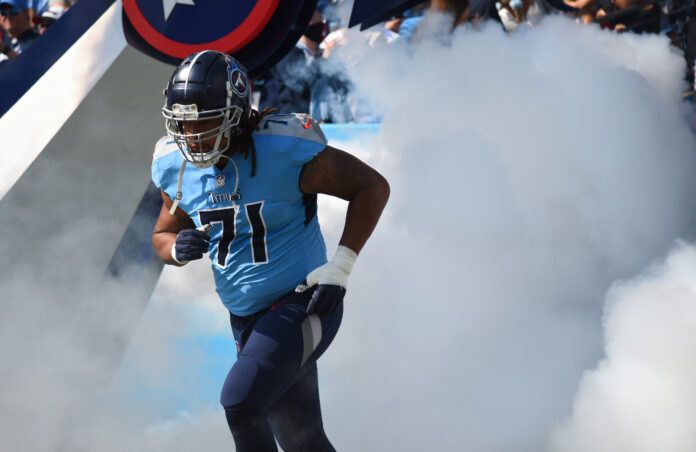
3;13;696;452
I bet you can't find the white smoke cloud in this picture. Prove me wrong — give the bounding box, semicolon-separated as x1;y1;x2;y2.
99;15;696;452
311;18;696;452
4;11;696;452
550;242;696;452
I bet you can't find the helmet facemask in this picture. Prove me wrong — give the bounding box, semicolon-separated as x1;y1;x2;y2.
163;102;244;169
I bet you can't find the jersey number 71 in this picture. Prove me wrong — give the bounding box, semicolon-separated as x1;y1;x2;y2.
198;202;268;268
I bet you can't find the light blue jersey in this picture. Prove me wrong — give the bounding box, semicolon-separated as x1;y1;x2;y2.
152;113;328;316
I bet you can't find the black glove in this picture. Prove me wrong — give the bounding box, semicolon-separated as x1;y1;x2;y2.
306;284;346;316
172;228;210;264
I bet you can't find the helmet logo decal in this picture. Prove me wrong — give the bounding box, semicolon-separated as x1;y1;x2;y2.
230;69;249;97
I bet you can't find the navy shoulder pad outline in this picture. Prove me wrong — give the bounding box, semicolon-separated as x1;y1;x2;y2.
256;113;327;147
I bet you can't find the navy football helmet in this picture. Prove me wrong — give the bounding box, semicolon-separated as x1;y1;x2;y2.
162;50;252;168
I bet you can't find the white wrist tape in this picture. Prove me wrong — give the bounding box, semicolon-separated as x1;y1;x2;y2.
170;242;189;266
332;245;357;275
306;245;357;288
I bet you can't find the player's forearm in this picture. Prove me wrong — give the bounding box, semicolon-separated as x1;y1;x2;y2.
338;177;390;254
152;232;184;266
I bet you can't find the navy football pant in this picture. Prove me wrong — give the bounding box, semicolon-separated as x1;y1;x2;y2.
221;287;342;452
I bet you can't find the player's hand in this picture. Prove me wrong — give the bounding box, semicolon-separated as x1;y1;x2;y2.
306;283;346;316
305;246;357;315
171;227;210;265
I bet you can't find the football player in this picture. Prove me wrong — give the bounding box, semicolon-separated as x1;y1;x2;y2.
150;50;389;452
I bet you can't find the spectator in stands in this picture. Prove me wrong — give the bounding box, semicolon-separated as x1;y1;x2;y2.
563;0;601;23
399;0;484;43
32;0;69;17
566;0;660;32
398;13;423;42
37;4;63;34
0;28;18;66
496;0;551;31
382;15;405;33
468;0;504;23
257;9;327;114
309;64;355;123
0;0;39;54
594;0;660;33
32;0;47;15
313;20;395;123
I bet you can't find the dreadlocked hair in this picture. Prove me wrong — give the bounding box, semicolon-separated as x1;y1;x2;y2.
237;106;278;177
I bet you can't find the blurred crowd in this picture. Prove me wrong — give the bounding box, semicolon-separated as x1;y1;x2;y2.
2;0;695;113
256;0;696;123
0;0;74;68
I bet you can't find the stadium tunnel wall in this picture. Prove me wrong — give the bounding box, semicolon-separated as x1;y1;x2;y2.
0;0;171;370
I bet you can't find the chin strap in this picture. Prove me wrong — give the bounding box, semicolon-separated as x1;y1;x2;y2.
168;153;241;216
169;159;187;215
217;154;241;200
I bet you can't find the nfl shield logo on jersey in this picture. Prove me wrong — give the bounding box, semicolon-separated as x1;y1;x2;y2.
216;175;225;188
